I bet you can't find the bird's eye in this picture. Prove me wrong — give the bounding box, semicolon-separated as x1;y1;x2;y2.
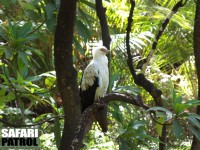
100;48;106;52
100;48;104;52
100;48;109;54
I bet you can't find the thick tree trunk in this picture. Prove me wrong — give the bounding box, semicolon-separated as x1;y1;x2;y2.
54;0;81;150
191;0;200;149
95;0;111;132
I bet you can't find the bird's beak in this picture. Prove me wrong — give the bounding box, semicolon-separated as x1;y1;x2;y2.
101;48;110;54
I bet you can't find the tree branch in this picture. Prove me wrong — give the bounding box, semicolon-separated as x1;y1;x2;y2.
141;0;188;73
28;19;46;35
103;92;149;109
125;0;162;106
71;92;149;149
0;115;64;128
95;0;112;49
95;0;112;132
125;1;166;149
71;102;105;150
126;0;137;79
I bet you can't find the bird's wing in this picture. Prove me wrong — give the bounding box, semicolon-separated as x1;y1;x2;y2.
80;63;99;112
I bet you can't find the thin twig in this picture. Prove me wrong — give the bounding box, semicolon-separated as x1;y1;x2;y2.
2;59;20;103
2;58;55;96
95;0;111;49
142;0;188;73
71;92;149;149
126;0;136;78
0;115;64;128
150;113;172;126
28;19;47;35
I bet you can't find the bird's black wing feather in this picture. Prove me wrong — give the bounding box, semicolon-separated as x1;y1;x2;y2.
80;76;99;113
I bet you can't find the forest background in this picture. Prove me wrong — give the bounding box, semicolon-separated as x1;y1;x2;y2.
0;0;200;150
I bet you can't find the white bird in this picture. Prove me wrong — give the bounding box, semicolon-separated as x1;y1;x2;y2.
80;46;109;112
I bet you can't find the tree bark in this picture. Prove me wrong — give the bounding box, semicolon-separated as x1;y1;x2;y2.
95;0;111;49
126;1;167;149
191;0;200;149
54;0;81;150
71;92;149;149
95;0;112;132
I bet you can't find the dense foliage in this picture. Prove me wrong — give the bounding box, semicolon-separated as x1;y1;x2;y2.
0;0;199;149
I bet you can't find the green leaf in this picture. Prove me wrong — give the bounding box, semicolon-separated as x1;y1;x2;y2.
80;0;95;9
39;71;56;78
8;21;18;39
17;72;24;84
78;8;95;27
0;89;6;96
73;37;84;55
75;19;91;43
0;47;5;55
0;26;7;41
147;107;173;121
19;66;28;79
31;48;44;56
147;106;170;113
0;96;6;107
41;98;58;113
45;2;56;32
138;31;154;42
173;120;182;138
26;10;41;21
26;34;39;41
188;115;200;128
6;92;15;102
46;15;56;32
115;86;140;95
184;100;200;106
25;76;42;82
119;142;130;150
170;86;177;108
176;96;182;104
109;73;120;91
188;126;200;141
45;77;56;88
34;113;49;123
30;88;35;93
132;120;146;129
5;48;14;59
54;118;61;149
174;103;186;115
0;92;16;103
156;117;165;136
140;134;161;143
118;128;135;139
19;22;32;38
0;0;16;8
17;54;28;79
111;111;124;125
130;37;145;49
110;103;124;125
21;2;36;11
156;111;166;117
171;87;176;101
18;50;28;66
45;2;55;20
174;100;200;115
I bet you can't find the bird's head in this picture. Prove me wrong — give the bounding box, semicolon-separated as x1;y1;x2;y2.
92;46;109;58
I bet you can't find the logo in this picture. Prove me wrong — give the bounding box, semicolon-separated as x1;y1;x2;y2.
0;128;39;149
